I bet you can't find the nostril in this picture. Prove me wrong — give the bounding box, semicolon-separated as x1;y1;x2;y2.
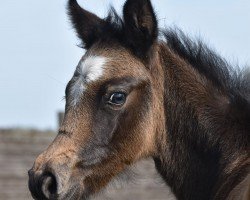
28;169;58;200
42;173;57;199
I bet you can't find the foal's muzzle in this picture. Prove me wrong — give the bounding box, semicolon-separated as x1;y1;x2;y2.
28;168;58;199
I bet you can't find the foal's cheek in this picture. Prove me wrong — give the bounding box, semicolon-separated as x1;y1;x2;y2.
76;112;120;166
92;109;119;145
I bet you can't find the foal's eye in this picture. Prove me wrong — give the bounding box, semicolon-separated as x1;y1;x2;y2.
108;92;126;106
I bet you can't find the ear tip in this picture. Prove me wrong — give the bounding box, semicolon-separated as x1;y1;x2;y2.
68;0;76;6
123;0;157;23
68;0;77;5
123;0;155;17
67;0;87;19
68;0;81;11
124;0;153;7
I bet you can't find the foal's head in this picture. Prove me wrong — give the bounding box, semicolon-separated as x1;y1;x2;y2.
29;0;165;199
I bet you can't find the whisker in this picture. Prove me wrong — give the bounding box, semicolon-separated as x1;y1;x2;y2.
45;74;65;87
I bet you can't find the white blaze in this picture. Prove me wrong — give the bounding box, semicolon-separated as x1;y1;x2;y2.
79;56;106;82
70;56;107;106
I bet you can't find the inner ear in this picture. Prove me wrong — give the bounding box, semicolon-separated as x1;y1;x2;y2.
123;0;158;59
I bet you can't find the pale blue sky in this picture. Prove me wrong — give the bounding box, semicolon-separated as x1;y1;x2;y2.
0;0;249;130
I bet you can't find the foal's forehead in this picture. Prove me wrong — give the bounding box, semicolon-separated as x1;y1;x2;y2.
78;46;146;79
76;55;107;83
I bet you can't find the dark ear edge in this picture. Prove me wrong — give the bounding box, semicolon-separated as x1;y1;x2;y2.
123;0;158;59
67;0;105;49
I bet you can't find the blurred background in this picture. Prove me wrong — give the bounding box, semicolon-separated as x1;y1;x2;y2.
0;0;249;199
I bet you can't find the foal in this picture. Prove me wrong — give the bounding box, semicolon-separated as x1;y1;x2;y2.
28;0;250;199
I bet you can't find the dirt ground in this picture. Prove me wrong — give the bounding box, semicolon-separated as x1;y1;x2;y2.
0;129;175;200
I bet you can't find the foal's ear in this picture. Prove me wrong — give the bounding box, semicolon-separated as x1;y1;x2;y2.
67;0;104;49
123;0;158;58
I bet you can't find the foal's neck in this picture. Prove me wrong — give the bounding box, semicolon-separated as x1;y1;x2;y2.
153;45;249;200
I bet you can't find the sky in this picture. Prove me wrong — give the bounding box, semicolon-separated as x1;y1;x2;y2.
0;0;249;130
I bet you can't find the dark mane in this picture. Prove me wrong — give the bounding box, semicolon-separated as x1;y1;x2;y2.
163;29;250;128
164;29;232;89
163;29;250;96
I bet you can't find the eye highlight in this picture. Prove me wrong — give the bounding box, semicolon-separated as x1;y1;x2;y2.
108;92;126;106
